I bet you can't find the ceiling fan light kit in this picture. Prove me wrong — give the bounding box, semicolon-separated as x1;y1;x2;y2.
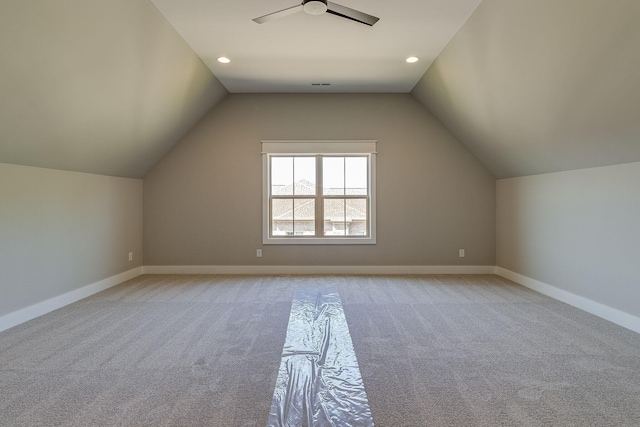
253;0;379;26
303;0;328;15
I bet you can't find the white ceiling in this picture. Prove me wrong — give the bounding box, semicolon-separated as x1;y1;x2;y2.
150;0;482;93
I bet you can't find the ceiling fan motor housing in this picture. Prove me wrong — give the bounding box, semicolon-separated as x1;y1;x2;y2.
303;0;328;15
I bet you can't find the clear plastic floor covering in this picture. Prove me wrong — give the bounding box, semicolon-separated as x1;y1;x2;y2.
267;284;374;427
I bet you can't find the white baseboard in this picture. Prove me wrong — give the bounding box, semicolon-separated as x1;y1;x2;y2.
142;265;496;275
0;267;144;333
495;267;640;334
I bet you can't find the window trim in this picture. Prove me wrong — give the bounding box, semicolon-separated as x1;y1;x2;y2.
262;140;377;245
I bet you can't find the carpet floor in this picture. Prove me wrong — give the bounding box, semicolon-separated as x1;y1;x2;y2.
1;274;639;426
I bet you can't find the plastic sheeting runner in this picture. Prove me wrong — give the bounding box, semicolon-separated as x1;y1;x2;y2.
267;284;374;427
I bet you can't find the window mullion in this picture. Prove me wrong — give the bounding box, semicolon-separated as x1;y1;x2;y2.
316;155;323;237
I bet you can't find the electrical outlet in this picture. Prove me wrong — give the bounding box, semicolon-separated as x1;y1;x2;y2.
256;249;262;258
459;249;465;258
129;252;133;261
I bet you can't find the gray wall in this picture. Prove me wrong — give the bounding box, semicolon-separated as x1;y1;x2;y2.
144;93;495;266
0;163;143;317
497;162;640;318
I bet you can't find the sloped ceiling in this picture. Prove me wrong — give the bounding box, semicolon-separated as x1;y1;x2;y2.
3;1;639;180
412;0;640;178
0;0;227;178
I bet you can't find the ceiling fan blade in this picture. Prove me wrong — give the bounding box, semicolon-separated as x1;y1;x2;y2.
326;1;379;26
253;4;304;24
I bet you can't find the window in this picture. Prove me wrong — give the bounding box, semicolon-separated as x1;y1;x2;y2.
262;141;376;245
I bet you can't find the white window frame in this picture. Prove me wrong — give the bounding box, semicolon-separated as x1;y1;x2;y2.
262;140;377;245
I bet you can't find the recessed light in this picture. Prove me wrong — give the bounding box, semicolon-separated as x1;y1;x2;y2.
406;56;419;63
217;56;231;64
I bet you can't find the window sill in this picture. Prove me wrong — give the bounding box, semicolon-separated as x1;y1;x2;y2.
263;237;376;245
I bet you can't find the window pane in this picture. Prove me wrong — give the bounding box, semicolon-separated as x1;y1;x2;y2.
346;199;368;236
345;157;368;195
272;198;316;236
294;199;315;236
294;157;316;195
271;157;293;195
271;198;293;236
324;199;345;236
323;157;345;195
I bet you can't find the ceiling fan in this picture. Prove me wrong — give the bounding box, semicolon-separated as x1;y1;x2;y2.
253;0;379;26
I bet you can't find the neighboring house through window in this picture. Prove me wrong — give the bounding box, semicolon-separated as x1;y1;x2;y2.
262;141;377;245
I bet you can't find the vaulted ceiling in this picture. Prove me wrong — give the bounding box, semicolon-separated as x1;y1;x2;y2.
1;0;639;179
